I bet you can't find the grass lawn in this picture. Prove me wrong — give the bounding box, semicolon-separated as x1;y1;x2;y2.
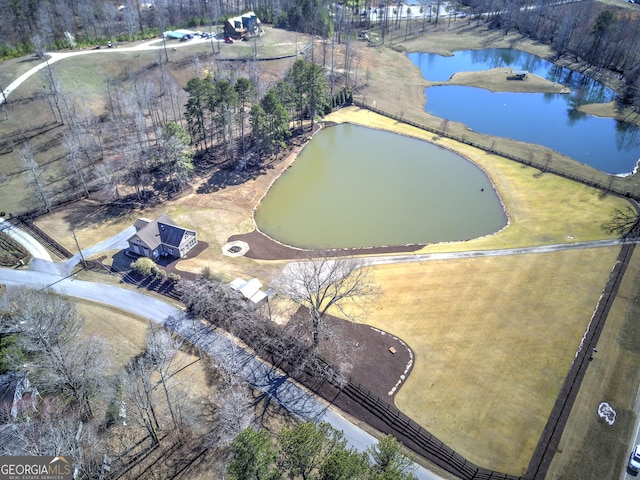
546;247;640;479
31;104;634;475
361;247;619;475
76;299;148;370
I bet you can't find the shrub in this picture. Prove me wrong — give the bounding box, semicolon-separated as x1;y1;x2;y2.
168;273;181;283
131;257;155;276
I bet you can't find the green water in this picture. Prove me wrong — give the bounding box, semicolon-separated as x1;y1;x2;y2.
254;124;507;249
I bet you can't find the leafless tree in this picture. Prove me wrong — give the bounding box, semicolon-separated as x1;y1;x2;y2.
271;255;377;349
18;142;50;211
0;288;110;420
205;350;256;447
123;323;200;443
602;204;640;239
63;133;89;197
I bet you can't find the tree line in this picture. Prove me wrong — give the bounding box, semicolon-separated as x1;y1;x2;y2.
183;58;351;167
0;0;348;59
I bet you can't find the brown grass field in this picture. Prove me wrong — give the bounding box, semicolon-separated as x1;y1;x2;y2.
366;248;620;474
3;19;640;478
35;105;633;476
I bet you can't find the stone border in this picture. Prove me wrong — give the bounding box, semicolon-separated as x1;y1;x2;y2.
222;240;250;257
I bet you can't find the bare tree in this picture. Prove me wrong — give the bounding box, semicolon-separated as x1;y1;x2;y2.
0;288;110;420
63;132;89;197
602;205;640;239
272;255;377;349
18;143;50;211
205;350;255;447
123;323;199;443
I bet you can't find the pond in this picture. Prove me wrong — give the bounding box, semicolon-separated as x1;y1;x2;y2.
254;124;507;249
408;48;640;175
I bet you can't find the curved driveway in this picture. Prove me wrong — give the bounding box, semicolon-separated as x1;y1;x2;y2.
0;36;215;105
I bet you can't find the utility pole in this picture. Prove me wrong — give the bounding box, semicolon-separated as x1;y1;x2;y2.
73;229;87;268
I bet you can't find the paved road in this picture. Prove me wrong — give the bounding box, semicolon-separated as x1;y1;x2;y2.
0;217;52;261
0;267;442;479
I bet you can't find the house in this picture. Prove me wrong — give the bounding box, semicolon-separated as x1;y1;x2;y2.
224;11;262;39
0;372;39;421
127;213;197;259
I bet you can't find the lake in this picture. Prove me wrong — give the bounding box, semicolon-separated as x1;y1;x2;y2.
408;49;640;175
254;123;507;249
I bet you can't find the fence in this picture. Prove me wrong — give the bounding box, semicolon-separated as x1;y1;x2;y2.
350;100;640;202
11;216;73;260
245;333;526;480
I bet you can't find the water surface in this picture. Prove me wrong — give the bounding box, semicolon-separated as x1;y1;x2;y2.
408;49;640;174
255;124;507;249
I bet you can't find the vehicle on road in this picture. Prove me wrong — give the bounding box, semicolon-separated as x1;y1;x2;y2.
628;445;640;472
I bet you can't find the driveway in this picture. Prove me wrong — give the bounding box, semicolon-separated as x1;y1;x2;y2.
0;225;443;480
0;218;52;261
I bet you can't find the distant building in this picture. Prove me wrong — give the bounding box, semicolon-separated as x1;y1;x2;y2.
224;11;262;39
163;29;198;40
127;213;197;259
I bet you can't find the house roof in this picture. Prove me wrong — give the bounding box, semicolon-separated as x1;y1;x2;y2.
129;213;195;251
230;277;268;303
226;11;260;32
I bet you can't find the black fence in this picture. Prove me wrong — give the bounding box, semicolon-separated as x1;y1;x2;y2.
11;216;73;260
350;100;640;202
247;334;526;480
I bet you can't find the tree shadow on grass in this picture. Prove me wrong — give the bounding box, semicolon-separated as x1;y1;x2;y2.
197;163;271;194
62;192;160;229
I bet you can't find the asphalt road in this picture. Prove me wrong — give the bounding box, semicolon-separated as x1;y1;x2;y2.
0;268;442;479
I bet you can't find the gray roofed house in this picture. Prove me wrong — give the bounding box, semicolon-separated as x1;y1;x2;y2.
127;213;197;260
224;11;262;39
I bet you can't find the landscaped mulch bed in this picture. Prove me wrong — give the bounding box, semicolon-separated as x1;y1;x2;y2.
228;229;423;261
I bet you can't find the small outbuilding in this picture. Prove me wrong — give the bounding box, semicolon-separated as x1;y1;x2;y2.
229;277;268;304
512;70;528;80
127;213;197;260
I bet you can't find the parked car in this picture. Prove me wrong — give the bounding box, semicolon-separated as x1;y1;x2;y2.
629;445;640;472
224;37;234;43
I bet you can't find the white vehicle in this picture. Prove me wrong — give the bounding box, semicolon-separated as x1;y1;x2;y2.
629;445;640;472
